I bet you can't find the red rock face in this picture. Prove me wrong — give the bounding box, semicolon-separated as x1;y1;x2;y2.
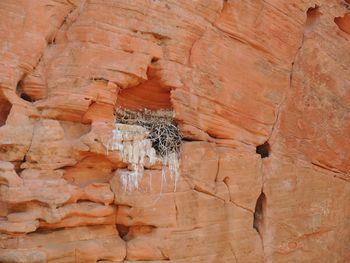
0;0;349;262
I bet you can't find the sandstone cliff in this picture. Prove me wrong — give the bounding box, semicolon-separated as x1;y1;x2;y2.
0;0;349;262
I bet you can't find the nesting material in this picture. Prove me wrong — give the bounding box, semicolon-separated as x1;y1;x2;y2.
109;108;182;192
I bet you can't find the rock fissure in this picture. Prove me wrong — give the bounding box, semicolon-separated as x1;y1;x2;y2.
266;6;313;144
222;179;254;214
193;187;226;203
253;192;266;238
188;0;229;66
229;243;239;263
311;161;350;182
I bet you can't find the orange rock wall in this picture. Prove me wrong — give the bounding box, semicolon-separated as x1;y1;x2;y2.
0;0;349;262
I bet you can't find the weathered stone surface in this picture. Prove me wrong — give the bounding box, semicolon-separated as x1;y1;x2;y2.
262;157;350;263
0;0;349;262
0;225;126;262
0;106;34;162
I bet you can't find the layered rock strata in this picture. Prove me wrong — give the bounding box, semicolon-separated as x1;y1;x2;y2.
0;0;349;262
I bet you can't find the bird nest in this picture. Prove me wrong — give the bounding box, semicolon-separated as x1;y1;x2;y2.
115;108;182;159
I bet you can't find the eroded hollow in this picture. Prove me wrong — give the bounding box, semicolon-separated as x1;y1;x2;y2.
113;65;182;192
116;224;130;240
253;192;266;235
256;141;270;158
334;13;350;34
16;80;35;102
116;67;172;111
0;96;12;127
114;65;181;160
305;5;322;33
114;62;181;155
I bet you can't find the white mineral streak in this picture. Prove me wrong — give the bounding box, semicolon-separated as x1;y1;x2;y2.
167;152;180;191
109;124;179;192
